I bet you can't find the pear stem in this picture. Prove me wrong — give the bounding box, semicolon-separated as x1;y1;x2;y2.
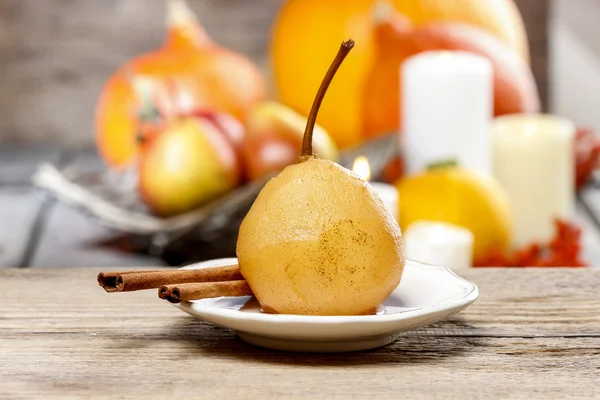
301;39;355;158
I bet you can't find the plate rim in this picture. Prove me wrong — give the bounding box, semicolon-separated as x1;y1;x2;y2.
174;258;479;324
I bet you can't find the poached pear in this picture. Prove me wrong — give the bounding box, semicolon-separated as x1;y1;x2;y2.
236;40;405;316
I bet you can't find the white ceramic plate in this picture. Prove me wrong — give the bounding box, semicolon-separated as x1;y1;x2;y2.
174;258;478;352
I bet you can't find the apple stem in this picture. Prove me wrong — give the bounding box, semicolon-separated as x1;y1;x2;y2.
302;39;355;158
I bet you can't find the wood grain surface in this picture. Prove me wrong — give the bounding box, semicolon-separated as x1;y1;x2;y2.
1;268;599;398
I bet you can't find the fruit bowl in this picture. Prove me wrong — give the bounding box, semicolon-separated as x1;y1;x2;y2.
173;258;479;353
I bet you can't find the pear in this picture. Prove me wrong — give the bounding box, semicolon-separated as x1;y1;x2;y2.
236;40;405;316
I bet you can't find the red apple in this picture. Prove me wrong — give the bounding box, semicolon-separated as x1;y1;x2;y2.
241;101;339;181
190;110;246;152
240;134;298;181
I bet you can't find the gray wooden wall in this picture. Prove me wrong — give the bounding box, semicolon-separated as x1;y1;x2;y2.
0;0;547;146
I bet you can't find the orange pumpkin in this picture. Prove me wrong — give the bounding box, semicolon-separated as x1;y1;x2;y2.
96;0;265;167
363;10;540;138
271;0;529;148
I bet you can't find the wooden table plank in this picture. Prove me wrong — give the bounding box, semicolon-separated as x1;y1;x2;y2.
1;333;597;399
0;187;45;267
2;268;599;336
0;268;598;398
29;202;166;268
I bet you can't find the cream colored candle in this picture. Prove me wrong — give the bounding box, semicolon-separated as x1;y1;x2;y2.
402;51;493;175
492;114;575;247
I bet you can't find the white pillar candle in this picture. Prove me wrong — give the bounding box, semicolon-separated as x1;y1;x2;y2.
404;221;474;270
492;114;575;247
352;156;399;221
402;51;493;174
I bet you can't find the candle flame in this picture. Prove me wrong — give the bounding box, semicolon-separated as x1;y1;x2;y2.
352;156;371;181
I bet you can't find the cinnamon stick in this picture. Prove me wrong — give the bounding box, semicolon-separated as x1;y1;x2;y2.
159;280;252;303
97;265;242;293
97;270;162;292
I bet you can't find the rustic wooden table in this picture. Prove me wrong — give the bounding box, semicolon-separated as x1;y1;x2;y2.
1;268;599;398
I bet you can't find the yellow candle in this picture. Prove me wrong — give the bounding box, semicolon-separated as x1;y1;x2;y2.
492;114;575;247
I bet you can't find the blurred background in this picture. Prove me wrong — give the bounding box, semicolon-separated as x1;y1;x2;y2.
0;0;599;269
0;0;545;144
